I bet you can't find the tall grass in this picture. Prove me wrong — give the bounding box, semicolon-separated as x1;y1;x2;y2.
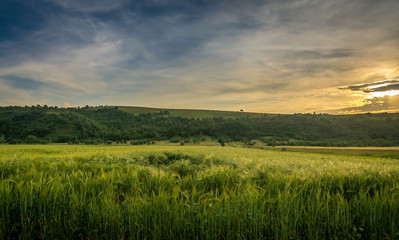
0;145;398;239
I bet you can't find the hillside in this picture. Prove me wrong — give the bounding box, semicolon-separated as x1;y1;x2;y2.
118;106;268;119
1;105;399;146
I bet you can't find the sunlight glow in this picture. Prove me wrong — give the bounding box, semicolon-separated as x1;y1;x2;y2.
367;82;391;89
379;68;398;79
368;90;399;98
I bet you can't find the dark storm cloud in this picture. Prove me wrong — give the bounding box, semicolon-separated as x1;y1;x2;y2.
342;79;399;93
365;84;399;93
0;0;100;67
44;0;127;13
0;0;270;67
0;1;45;41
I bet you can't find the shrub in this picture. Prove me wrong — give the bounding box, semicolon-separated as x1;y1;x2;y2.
25;135;39;144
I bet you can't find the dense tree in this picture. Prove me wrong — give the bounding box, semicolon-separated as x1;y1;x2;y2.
25;135;38;144
1;106;399;146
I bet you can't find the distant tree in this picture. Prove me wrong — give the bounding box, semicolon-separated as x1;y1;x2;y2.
170;136;181;143
159;110;170;115
56;135;72;143
0;135;6;143
25;135;38;144
385;116;393;123
9;139;23;144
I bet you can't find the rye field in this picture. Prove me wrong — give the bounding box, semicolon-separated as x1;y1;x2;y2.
0;145;398;239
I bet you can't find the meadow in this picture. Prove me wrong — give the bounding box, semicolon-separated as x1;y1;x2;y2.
0;145;398;239
117;106;267;119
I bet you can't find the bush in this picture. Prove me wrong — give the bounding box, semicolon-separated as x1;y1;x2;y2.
56;135;73;143
169;136;181;143
8;139;23;144
130;140;149;145
25;135;38;144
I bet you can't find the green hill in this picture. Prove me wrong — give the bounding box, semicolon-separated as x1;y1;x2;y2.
1;105;399;146
118;106;267;119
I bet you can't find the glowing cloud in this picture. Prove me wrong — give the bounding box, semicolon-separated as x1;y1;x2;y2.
1;0;399;113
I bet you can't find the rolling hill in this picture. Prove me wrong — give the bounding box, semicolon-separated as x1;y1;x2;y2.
118;106;268;119
1;105;399;146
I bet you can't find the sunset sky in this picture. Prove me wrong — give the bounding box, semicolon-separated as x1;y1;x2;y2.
1;0;399;114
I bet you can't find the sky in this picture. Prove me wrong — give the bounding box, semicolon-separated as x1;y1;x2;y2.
0;0;399;114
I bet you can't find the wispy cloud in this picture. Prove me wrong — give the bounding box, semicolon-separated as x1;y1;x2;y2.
1;75;45;90
342;78;399;93
337;78;399;113
43;0;127;13
339;95;399;113
0;0;399;112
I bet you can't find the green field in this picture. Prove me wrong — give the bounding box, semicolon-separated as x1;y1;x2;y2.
261;146;399;159
118;106;268;119
1;145;398;239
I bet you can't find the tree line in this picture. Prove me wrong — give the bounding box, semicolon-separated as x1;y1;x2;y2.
1;106;399;146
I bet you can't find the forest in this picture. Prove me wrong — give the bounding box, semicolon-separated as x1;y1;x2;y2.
1;105;399;146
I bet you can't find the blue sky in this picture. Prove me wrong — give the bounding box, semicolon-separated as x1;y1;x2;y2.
1;0;399;113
